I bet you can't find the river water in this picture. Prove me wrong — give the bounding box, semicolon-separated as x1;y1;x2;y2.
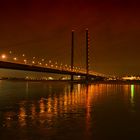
0;81;140;140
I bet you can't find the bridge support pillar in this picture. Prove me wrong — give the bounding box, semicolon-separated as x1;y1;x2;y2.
71;30;74;81
86;29;90;81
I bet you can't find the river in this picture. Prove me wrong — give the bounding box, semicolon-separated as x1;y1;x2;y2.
0;81;140;140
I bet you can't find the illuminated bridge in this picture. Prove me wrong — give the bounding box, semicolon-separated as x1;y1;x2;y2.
0;60;105;79
0;30;107;81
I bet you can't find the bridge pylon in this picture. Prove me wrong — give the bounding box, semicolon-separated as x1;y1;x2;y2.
86;29;90;81
71;30;74;81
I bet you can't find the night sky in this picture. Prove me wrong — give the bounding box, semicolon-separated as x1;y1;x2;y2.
0;0;140;76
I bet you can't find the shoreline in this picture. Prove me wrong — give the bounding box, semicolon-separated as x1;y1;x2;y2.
1;79;140;84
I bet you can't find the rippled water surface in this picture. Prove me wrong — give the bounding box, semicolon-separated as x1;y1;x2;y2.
0;81;140;140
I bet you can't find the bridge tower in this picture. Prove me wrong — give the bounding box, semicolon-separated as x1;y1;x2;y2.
86;29;90;81
71;30;74;81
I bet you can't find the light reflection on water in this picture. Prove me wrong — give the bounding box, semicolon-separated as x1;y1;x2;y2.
130;85;135;106
0;81;140;140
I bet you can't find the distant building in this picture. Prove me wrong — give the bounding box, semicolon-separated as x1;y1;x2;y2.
122;76;140;80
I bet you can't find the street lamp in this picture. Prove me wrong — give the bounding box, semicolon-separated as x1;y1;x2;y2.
24;59;27;64
1;54;7;59
13;57;17;61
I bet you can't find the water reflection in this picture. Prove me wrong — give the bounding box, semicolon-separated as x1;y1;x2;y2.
131;85;134;105
0;82;140;140
19;106;26;127
4;112;14;128
85;86;91;136
1;84;97;129
31;104;36;120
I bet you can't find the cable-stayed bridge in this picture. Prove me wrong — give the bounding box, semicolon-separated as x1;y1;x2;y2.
0;29;107;81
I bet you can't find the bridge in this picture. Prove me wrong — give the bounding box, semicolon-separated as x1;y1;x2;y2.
0;29;107;81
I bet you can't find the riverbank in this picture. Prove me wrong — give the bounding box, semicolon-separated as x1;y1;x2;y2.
1;78;140;84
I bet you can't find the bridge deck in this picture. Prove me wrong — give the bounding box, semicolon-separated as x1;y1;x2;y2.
0;61;102;78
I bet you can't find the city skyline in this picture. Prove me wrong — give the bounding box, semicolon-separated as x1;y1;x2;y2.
0;0;140;76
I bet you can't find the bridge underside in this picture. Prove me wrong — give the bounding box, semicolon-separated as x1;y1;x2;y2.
0;61;103;80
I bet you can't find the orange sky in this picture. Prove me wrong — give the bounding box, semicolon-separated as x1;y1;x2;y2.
0;0;140;76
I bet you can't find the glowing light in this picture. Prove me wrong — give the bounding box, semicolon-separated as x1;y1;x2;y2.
48;77;53;80
13;57;17;61
39;99;45;113
9;51;12;54
38;62;42;65
25;76;29;79
131;85;134;100
32;61;35;64
1;54;7;59
122;76;136;80
18;107;26;126
22;54;25;57
24;59;27;63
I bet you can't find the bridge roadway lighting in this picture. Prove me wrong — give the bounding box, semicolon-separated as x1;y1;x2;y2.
1;54;7;60
9;51;12;54
38;62;42;65
13;57;17;61
24;59;27;64
68;66;71;71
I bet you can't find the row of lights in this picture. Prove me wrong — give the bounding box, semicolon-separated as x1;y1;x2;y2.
0;52;84;72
